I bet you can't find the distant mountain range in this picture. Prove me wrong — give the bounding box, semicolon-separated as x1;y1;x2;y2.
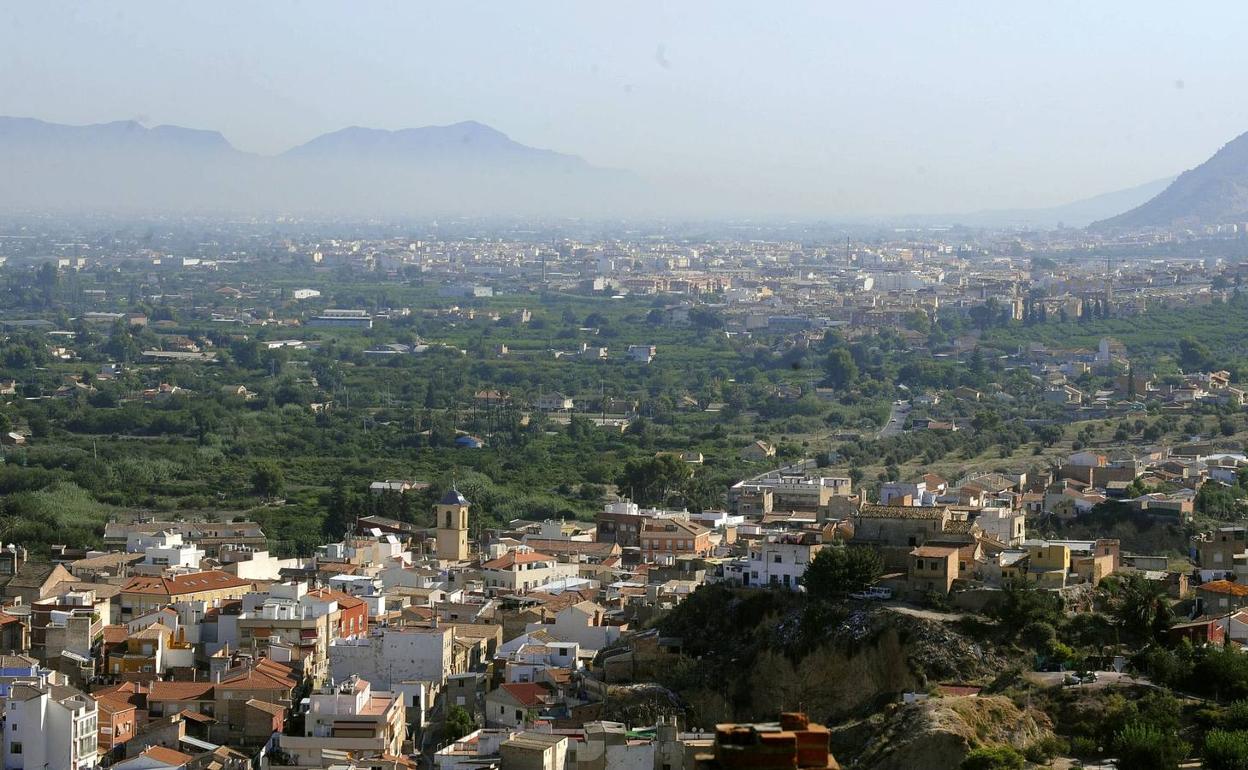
0;116;640;216
890;176;1175;230
1093;130;1248;229
6;115;1238;226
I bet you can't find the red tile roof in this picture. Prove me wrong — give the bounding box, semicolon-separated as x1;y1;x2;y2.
1200;579;1248;597
498;682;552;708
307;586;366;610
219;659;297;690
121;571;251;596
483;551;555;570
139;745;193;766
92;681;148;708
102;624;129;645
148;680;214;702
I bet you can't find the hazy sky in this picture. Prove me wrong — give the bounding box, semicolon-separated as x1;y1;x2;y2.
4;1;1248;216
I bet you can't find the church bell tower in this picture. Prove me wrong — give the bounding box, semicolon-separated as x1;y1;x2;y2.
435;487;470;561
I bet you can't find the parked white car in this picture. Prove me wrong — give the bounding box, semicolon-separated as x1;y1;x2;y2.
849;587;893;600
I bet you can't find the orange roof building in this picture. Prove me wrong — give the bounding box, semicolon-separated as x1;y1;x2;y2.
120;571;253;621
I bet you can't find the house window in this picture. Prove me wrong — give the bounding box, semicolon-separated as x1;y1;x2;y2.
773;554;782;563
515;709;523;721
10;742;19;754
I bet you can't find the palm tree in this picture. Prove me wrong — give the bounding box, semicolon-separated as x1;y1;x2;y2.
1110;573;1172;642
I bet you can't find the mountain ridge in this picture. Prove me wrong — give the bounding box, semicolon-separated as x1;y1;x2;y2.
0;115;634;216
1093;130;1248;229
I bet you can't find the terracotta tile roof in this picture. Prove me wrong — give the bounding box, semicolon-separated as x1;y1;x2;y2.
121;570;251;596
402;605;434;621
217;659;297;691
138;745;194;766
148;680;214;702
857;504;949;520
1;562;68;590
70;552;144;571
483;550;555;570
95;696;137;716
1200;579;1248;597
245;697;287;717
943;520;976;535
640;518;709;536
306;586;366;610
911;545;959;558
526;588;599;614
496;682;552;708
522;539;620;558
92;681;148;707
315;562;360;575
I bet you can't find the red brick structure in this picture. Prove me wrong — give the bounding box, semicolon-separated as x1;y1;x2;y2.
697;712;840;769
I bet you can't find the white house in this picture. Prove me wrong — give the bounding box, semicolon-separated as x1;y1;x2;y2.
481;549;577;594
2;682;98;769
503;641;579;684
329;626;454;690
534;393;575;412
747;533;823;590
974;508;1027;546
138;532;205;571
523;601;622;656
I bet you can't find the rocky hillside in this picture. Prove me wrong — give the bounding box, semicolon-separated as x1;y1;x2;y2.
835;695;1053;770
1094;129;1248;229
648;586;1010;727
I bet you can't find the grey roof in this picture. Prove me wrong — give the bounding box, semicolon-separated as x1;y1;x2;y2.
440;488;469;506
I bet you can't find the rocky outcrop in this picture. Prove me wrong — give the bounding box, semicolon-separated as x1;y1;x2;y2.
740;609;1010;725
843;695;1052;770
652;590;1012;728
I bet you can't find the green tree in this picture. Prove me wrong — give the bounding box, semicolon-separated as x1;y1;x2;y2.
251;461;285;498
616;454;691;506
1107;572;1173;642
801;546;882;600
35;262;59;307
824;348;858;389
444;705;475;743
1112;721;1188;770
1180;337;1213;372
989;580;1062;637
322;477;357;539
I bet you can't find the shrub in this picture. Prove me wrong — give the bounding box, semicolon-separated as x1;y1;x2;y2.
1112;721;1189;770
960;745;1024;770
1069;735;1100;757
1023;735;1068;763
1206;729;1248;770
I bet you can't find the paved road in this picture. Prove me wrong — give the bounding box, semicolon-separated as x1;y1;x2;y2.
877;402;909;439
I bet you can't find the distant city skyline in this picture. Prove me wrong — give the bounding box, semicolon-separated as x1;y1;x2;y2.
4;1;1248;216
